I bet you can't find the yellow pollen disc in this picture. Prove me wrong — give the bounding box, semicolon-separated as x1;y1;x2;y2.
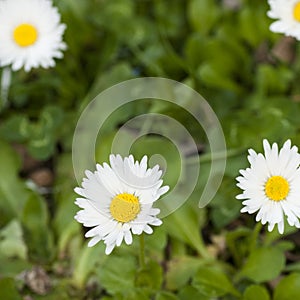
294;2;300;22
13;24;38;47
265;176;289;201
110;193;140;223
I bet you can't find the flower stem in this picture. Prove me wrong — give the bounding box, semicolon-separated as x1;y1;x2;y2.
139;233;146;269
186;148;245;164
249;222;262;252
1;67;11;110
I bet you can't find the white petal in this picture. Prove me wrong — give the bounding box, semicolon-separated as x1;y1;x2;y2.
0;0;66;71
236;139;300;234
88;235;102;247
75;154;167;253
105;243;115;255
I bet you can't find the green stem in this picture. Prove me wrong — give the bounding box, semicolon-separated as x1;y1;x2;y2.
186;148;245;164
139;234;146;269
1;67;11;110
249;222;262;252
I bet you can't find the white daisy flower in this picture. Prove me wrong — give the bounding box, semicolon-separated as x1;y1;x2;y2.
0;0;66;72
236;139;300;234
74;155;169;255
267;0;300;40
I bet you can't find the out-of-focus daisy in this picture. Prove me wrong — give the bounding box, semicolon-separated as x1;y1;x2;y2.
0;0;66;72
74;155;169;255
236;139;300;234
267;0;300;40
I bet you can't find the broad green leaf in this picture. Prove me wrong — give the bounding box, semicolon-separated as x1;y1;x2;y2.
0;140;30;225
0;219;27;259
285;262;300;272
84;62;134;105
53;188;80;252
226;227;254;267
0;278;22;300
238;5;270;46
120;288;151;300
243;285;270;300
53;152;81;251
164;202;207;257
0;114;29;142
72;242;107;288
178;286;210;300
197;62;241;92
210;176;241;229
21;193;54;263
239;247;285;283
192;266;240;298
97;255;137;295
274;273;300;300
27;133;55;160
188;0;220;34
155;291;179;300
256;65;294;95
40;105;64;131
166;256;203;290
136;260;163;291
0;255;31;278
145;226;167;255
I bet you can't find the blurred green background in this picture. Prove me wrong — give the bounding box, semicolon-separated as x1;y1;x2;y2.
1;0;300;299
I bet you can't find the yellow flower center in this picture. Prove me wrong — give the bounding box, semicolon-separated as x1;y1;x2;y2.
265;176;289;201
293;2;300;22
13;24;38;47
110;193;140;223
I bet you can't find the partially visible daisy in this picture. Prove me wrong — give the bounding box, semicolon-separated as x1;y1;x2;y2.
236;139;300;234
267;0;300;40
74;155;169;255
0;0;66;72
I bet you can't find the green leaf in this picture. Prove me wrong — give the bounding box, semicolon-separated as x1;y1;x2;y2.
256;64;294;95
243;285;270;300
97;255;137;295
155;291;179;300
226;227;258;267
27;134;55;160
178;286;210;300
136;260;163;291
164;202;207;257
21;193;54;263
0;115;29;142
0;278;22;300
85;62;134;103
285;262;300;272
239;246;285;283
40;105;64;131
238;5;270;46
145;226;167;254
210;176;241;229
166;256;203;290
0;140;30;225
188;0;220;34
0;220;27;259
192;266;240;298
274;273;300;300
0;256;31;278
72;242;107;288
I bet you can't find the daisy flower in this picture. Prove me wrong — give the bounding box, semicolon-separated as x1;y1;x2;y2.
267;0;300;40
236;139;300;234
74;155;169;255
0;0;66;72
